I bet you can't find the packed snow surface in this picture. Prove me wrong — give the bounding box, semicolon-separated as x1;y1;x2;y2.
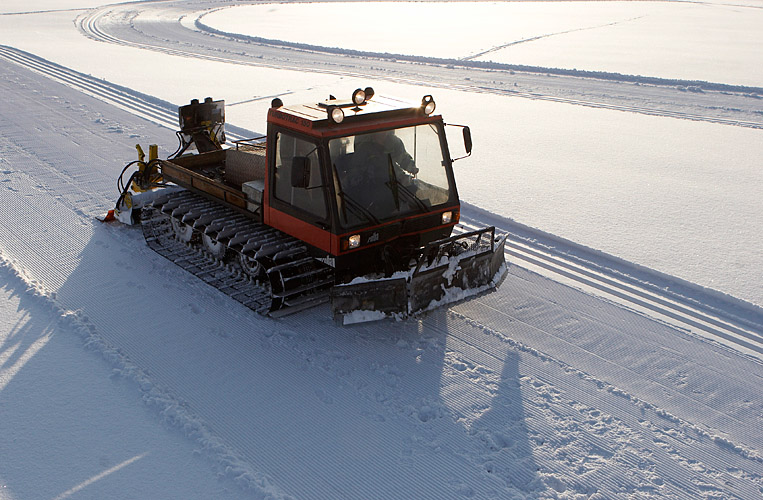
0;1;762;499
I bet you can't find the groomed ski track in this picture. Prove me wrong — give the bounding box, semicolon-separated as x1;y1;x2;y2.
1;47;762;499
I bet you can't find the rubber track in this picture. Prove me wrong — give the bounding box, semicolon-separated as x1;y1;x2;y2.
141;190;332;316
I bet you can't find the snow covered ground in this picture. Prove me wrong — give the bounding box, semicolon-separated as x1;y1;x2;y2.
0;261;246;499
1;1;762;499
201;0;763;87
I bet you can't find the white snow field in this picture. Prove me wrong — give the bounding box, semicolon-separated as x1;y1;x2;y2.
201;0;763;87
1;1;762;499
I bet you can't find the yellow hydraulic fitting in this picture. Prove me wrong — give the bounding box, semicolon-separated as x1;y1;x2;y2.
123;191;133;209
132;144;161;192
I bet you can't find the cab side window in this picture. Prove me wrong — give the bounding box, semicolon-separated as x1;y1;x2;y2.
273;133;327;219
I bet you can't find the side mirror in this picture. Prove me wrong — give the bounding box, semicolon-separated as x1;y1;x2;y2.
462;126;473;155
290;156;311;188
446;123;473;162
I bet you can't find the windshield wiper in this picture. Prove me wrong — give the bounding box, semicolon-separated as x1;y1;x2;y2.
332;162;380;226
340;192;380;226
387;154;429;213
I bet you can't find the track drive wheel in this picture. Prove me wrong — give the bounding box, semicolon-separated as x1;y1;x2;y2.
239;253;264;280
202;233;227;260
171;217;194;243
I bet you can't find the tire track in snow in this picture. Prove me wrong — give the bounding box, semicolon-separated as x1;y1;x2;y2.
0;46;251;142
0;46;176;128
455;218;763;361
461;16;646;61
434;305;763;498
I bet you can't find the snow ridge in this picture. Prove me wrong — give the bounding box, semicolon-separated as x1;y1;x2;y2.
0;249;292;499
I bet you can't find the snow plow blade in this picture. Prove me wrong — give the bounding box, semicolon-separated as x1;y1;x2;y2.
331;227;507;324
330;278;409;324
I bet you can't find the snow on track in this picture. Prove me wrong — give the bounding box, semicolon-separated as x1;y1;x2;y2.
1;52;762;498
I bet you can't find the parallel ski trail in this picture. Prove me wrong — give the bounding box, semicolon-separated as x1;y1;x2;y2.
455;217;763;361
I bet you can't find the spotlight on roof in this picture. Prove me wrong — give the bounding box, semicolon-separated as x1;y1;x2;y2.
422;95;436;115
327;105;345;124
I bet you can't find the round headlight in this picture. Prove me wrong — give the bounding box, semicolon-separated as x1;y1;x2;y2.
328;105;345;124
352;88;366;106
348;234;361;249
422;95;436;115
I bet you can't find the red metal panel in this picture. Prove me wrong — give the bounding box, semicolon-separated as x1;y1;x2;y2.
321;115;442;139
267;107;441;139
267;206;332;253
330;233;342;255
335;204;460;238
268;108;315;133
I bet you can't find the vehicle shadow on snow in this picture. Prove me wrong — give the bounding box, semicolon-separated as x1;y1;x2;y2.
335;307;543;498
0;267;143;500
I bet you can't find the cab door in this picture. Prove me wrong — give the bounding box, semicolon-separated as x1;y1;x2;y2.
265;130;332;253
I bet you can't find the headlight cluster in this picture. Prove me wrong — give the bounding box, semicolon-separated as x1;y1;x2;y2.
348;234;361;249
441;210;459;225
287;87;439;125
327;87;376;123
343;212;455;251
